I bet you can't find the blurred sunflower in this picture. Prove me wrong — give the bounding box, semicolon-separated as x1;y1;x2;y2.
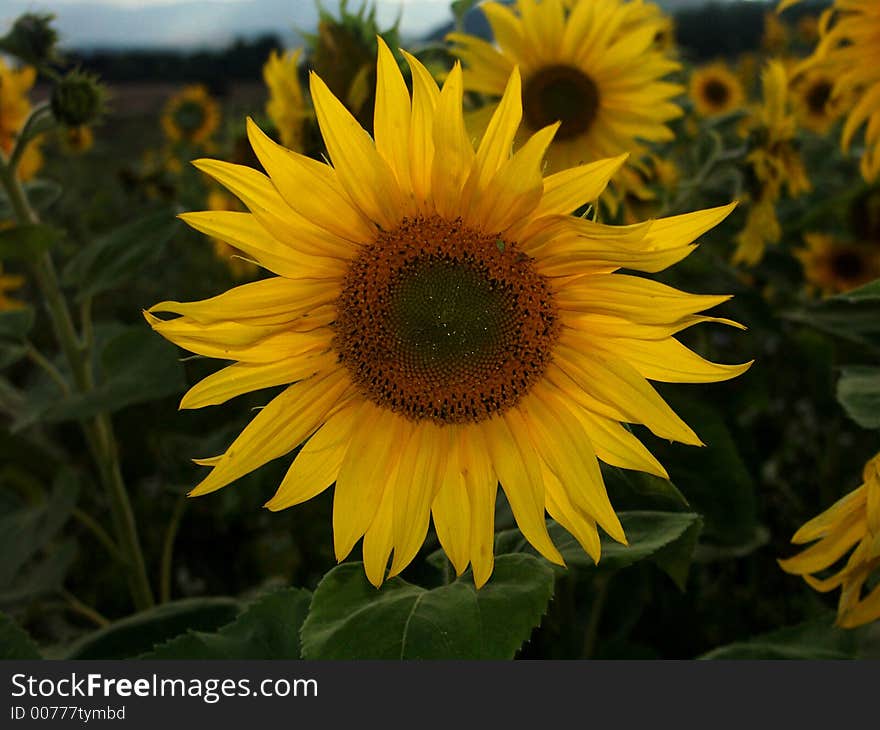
161;84;220;145
734;61;810;265
147;41;749;588
263;48;311;153
618;153;679;224
762;10;790;54
0;58;43;180
796;14;819;45
689;62;745;119
793;70;845;135
448;0;683;176
779;453;880;628
206;189;258;279
62;125;94;154
0;264;25;311
781;0;880;182
796;233;880;296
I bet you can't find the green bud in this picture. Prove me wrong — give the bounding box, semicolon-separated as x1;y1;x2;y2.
0;13;59;67
50;70;106;127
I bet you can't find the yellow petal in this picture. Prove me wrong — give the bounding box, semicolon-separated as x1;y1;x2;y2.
460;424;498;588
779;512;866;576
431;427;472;576
402;49;440;205
189;368;354;496
389;422;448;577
264;400;360;511
431;63;476;219
362;475;397;587
374;37;412;195
309;71;408;227
482;410;564;565
573;407;668;479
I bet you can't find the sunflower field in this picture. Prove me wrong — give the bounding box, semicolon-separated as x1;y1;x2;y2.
1;0;880;663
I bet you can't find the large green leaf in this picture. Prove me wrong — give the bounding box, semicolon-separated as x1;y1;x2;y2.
142;588;311;659
651;394;756;545
0;470;79;606
62;208;179;300
0;223;62;261
700;615;860;659
785;291;880;350
64;597;240;659
495;511;702;588
0;611;42;659
301;555;555;659
832;278;880;302
13;325;186;429
836;365;880;429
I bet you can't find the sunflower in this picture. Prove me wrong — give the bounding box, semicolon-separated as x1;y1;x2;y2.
0;264;25;311
448;0;683;176
762;10;790;54
263;48;311;153
62;125;94;154
797;233;880;296
147;41;749;588
689;62;746;119
161;84;220;145
780;0;880;182
0;58;42;180
734;61;810;265
206;189;258;279
779;453;880;628
793;70;847;135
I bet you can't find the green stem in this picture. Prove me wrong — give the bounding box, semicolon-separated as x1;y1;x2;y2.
0;155;154;611
8;103;54;176
24;341;70;394
73;507;124;564
159;494;187;603
61;589;110;628
582;574;612;659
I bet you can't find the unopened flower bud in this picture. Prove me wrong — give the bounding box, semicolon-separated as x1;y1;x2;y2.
0;13;59;67
50;70;106;127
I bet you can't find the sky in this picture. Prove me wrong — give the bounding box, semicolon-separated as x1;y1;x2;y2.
2;0;749;49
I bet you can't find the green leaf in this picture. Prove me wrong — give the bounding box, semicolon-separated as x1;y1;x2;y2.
24;180;62;213
0;611;42;659
651;393;756;545
0;343;26;368
14;326;186;428
496;511;702;587
0;223;62;261
65;597;241;659
785;295;880;350
700;615;860;659
301;554;555;659
831;278;880;302
0;307;34;340
62;208;179;300
141;588;311;659
836;365;880;429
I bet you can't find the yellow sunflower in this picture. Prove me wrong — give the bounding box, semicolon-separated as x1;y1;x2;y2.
779;453;880;629
263;48;311;153
793;70;845;135
448;0;683;176
161;84;220;145
0;263;25;311
762;10;790;54
147;41;750;588
689;62;746;118
734;61;810;265
62;125;94;154
0;58;43;180
796;233;880;296
781;0;880;182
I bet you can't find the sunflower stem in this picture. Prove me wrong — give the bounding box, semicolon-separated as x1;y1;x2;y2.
0;157;155;611
582;574;611;659
159;493;187;603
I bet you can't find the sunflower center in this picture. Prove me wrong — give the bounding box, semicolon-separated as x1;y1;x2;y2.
830;250;865;280
704;79;730;108
174;100;206;135
334;215;559;425
523;65;600;140
806;80;832;116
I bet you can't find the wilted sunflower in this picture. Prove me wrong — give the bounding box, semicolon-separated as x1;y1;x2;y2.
779;453;880;628
263;48;311;152
448;0;683;176
689;63;745;119
0;58;42;180
781;0;880;182
796;233;880;296
161;84;220;145
147;41;750;588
